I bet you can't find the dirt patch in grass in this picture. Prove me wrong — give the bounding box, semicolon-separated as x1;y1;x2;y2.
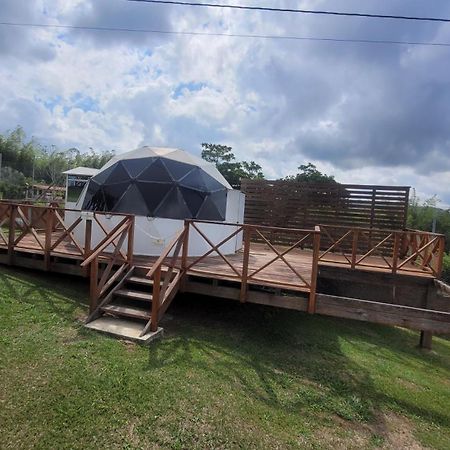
316;412;428;449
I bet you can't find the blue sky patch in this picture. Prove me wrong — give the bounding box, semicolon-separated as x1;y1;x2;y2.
172;82;206;99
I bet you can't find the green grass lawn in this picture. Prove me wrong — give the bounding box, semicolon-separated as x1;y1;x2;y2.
1;267;449;450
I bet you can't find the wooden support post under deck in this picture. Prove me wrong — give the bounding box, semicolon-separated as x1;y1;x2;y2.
89;256;99;314
419;284;434;349
419;331;433;349
240;226;251;302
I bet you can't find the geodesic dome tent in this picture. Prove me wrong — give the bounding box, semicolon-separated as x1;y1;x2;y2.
80;146;232;221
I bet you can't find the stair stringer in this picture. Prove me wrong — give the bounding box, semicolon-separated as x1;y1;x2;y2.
86;265;136;324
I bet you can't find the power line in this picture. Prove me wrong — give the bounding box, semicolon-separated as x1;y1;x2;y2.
1;21;450;47
129;0;450;23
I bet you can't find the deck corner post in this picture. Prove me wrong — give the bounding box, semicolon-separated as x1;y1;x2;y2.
436;236;445;278
7;204;17;266
44;207;53;271
240;226;251;303
308;227;321;314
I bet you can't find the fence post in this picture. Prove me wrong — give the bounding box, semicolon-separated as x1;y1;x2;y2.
308;227;321;314
240;226;251;303
7;205;17;266
436;236;445;278
89;256;99;314
83;218;93;277
392;232;400;275
180;221;190;291
151;266;161;332
44;207;53;271
351;229;358;269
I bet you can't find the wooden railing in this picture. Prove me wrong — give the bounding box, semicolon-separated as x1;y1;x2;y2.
184;220;321;313
318;224;445;277
143;224;188;334
80;214;135;313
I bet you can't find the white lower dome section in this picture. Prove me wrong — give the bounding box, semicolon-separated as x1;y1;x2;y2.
66;190;245;257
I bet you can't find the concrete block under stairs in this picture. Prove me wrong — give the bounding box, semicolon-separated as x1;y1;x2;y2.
85;316;163;344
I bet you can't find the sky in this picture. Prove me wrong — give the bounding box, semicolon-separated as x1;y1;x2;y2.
1;0;450;206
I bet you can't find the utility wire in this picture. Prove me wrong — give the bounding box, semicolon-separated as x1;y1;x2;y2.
128;0;450;23
1;21;450;47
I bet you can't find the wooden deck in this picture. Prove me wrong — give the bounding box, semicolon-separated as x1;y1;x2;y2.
0;231;436;286
1;202;448;345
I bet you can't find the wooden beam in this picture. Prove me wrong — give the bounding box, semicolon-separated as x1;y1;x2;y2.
316;293;450;333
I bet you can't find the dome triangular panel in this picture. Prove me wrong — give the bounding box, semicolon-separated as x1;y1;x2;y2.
136;181;172;215
163;159;196;181
114;184;149;216
138;158;173;183
104;161;130;184
122;157;154;179
154;187;191;219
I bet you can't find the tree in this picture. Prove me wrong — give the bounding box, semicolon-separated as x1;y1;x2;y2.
284;163;336;183
201;143;264;188
0;167;27;199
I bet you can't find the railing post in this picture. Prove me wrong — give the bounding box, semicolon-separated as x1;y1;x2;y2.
7;205;17;266
83;218;93;277
308;227;321;314
127;215;135;266
240;226;251;303
351;229;358;269
436;236;445;278
180;221;190;291
151;266;161;332
89;256;99;314
392;232;400;275
44;207;53;271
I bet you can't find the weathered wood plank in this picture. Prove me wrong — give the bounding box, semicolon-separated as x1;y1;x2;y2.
316;293;450;333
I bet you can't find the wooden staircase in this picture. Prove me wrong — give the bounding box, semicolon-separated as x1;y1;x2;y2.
85;267;181;343
83;226;187;343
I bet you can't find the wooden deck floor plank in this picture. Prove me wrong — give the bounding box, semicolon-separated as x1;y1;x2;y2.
3;231;436;287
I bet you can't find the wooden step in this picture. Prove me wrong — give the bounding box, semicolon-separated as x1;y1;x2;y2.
101;303;151;320
127;276;155;287
85;316;163;344
114;289;153;302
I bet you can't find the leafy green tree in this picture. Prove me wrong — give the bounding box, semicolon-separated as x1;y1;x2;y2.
408;191;450;247
0;126;115;187
0;167;27;199
201;143;264;188
284;163;336;183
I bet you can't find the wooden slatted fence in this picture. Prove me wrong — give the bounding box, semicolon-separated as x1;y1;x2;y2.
241;180;410;254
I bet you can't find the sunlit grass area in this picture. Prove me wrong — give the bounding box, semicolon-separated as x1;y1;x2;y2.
1;266;449;449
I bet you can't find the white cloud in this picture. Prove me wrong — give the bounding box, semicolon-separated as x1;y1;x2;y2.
0;0;450;206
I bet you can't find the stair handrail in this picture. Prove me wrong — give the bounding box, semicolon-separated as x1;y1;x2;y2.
147;226;187;333
81;215;133;267
146;227;186;279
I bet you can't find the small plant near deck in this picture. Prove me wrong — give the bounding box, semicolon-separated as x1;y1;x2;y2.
1;267;450;449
